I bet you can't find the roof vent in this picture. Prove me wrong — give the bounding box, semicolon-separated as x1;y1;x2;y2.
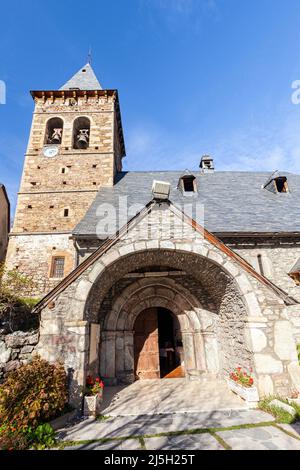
178;170;197;194
200;155;214;173
152;180;171;200
263;171;289;194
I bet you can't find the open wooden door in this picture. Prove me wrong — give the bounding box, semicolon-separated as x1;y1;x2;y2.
134;308;160;379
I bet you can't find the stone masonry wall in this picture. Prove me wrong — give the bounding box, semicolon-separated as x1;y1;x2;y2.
0;330;39;381
233;244;300;345
6;234;75;296
233;243;300;302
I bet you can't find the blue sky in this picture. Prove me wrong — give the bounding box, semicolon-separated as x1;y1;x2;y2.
2;0;300;214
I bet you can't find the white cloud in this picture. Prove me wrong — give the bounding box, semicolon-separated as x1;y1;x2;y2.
125;109;300;175
139;0;220;33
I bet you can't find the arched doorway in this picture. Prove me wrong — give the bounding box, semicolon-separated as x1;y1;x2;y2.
134;307;184;380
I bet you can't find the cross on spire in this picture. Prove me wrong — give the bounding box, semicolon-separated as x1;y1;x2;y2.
87;46;92;65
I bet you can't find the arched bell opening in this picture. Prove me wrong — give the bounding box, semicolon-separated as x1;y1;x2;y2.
73;117;90;149
45;117;64;145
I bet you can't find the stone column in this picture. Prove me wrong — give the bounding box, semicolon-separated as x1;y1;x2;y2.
193;330;207;371
123;331;135;383
88;323;100;377
100;330;116;384
202;331;219;373
182;331;198;379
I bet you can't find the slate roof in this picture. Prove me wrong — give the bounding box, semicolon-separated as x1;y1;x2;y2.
60;63;102;91
73;170;300;237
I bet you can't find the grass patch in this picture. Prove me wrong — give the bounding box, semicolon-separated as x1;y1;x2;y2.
297;344;300;365
96;415;112;422
258;396;300;424
210;432;232;450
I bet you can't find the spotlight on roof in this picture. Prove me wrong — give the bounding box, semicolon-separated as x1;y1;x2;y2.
152;180;171;201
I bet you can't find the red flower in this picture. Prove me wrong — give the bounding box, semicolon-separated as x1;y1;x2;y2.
86;375;94;385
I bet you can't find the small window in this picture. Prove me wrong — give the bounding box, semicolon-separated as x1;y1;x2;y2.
63;208;69;217
63;181;67;185
49;205;54;209
275;177;288;193
51;257;65;278
61;168;66;174
92;164;97;168
27;205;32;209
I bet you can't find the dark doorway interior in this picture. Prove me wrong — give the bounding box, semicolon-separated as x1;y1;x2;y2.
157;308;183;378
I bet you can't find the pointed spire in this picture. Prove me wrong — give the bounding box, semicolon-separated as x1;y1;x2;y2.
60;63;102;91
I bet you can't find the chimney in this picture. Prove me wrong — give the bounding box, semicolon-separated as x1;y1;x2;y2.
200;155;214;173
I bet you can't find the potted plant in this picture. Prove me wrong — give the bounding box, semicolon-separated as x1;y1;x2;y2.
227;367;259;403
83;376;104;417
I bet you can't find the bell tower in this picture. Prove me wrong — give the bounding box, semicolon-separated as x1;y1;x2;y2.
6;63;125;295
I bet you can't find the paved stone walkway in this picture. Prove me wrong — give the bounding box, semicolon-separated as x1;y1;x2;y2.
54;380;300;450
54;409;300;450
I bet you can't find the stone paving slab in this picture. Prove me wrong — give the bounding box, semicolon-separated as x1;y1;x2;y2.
57;409;274;442
144;434;224;450
216;426;300;450
276;422;300;439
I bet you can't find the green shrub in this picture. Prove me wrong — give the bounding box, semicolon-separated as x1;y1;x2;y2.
259;395;300;424
297;344;300;365
0;356;68;431
27;423;56;450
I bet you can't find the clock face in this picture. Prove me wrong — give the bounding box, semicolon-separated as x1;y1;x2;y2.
43;146;59;158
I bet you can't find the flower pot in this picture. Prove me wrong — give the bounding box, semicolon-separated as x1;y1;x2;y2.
83;392;103;417
227;379;259;403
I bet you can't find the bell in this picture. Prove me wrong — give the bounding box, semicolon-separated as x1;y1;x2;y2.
51;128;62;144
76;129;89;149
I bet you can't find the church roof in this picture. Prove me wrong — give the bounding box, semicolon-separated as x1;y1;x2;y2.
60;63;102;91
73;170;300;237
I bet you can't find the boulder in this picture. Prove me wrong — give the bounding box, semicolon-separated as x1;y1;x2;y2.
269;399;296;417
0;341;11;363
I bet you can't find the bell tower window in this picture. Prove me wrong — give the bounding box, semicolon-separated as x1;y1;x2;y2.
45;117;64;145
73;117;90;149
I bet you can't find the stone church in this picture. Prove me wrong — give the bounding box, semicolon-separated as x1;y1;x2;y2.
5;63;300;406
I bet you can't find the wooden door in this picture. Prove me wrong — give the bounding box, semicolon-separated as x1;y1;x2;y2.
134;308;160;380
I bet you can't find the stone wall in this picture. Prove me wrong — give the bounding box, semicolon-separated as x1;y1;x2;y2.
233;243;300;302
0;330;39;381
6;234;75;296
